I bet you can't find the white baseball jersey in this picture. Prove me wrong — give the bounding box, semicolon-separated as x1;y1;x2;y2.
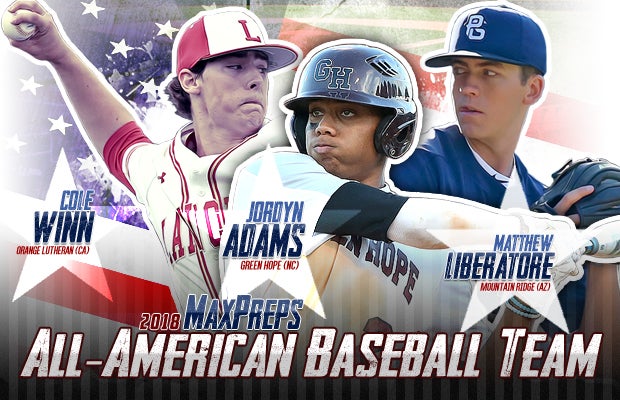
225;149;490;337
103;118;290;311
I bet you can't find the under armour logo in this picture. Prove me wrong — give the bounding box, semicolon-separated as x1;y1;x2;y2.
313;59;354;90
158;172;166;183
238;20;261;43
465;14;485;40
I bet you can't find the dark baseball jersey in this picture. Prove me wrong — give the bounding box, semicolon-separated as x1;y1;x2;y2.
389;124;586;333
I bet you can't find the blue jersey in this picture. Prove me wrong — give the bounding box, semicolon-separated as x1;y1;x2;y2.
389;124;544;207
389;124;585;333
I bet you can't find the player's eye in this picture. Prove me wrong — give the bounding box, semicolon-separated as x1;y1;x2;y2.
308;108;325;123
484;69;498;77
452;66;466;75
227;64;242;70
341;109;355;117
309;109;324;120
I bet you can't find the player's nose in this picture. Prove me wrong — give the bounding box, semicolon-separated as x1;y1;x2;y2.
245;68;266;91
457;76;479;97
315;114;336;136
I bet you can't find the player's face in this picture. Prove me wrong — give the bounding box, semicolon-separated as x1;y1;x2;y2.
451;58;532;144
197;51;269;139
305;99;386;187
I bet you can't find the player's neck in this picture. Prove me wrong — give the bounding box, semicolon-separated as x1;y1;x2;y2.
360;167;386;189
466;137;518;177
192;124;255;157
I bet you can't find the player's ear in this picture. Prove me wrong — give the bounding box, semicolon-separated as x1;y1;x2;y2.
523;74;544;105
178;69;201;95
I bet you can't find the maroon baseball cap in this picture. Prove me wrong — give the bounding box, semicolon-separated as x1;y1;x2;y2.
173;7;301;76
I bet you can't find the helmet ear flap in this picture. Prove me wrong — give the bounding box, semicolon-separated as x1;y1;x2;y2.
291;113;309;154
374;113;394;156
374;111;417;159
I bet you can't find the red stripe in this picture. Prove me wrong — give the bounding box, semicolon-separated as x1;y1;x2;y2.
196;246;220;303
102;121;152;194
182;208;220;304
25;261;177;326
168;132;221;309
207;133;258;224
180;216;222;313
169;141;189;205
527;93;601;153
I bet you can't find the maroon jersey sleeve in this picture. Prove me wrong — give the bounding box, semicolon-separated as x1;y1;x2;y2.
102;121;152;194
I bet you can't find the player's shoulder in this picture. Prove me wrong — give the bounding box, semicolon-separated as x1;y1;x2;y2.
125;139;173;186
420;124;465;154
232;147;347;201
395;124;462;168
237;147;322;175
129;138;169;157
126;139;171;173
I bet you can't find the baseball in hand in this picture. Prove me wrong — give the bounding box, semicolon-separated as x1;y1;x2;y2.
2;9;36;41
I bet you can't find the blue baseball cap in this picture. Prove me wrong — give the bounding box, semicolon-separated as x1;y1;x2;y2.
424;2;547;75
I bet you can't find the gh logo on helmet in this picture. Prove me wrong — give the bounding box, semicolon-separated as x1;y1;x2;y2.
465;14;485;40
313;59;354;90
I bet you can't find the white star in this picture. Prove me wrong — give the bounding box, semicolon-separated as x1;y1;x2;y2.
81;0;105;19
77;154;101;177
139;79;160;103
4;134;27;153
427;223;587;333
110;39;134;58
20;76;43;95
48;115;73;135
4;150;114;302
220;148;326;317
155;20;179;40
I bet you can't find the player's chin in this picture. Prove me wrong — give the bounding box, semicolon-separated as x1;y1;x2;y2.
239;114;265;134
312;155;344;178
457;120;485;139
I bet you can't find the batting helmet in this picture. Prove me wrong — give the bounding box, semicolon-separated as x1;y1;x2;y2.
281;40;420;159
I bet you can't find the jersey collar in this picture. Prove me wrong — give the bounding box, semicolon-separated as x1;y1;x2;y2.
464;139;513;187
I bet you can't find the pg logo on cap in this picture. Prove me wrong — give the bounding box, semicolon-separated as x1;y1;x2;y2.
465;14;486;40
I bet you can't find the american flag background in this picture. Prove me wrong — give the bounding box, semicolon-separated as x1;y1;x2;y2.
1;0;618;399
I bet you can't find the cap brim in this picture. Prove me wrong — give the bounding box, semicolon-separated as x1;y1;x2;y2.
254;44;299;72
194;44;299;73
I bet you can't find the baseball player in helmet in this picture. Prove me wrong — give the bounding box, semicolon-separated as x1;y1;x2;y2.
5;0;301;312
282;40;418;187
285;43;418;160
222;39;584;339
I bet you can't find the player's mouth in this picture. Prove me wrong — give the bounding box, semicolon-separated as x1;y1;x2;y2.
240;99;264;109
312;141;336;154
457;105;483;118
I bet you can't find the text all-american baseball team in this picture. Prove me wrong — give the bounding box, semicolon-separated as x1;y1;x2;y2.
6;0;620;384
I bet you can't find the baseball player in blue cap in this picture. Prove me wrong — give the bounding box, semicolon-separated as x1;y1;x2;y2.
389;1;619;379
391;1;557;210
